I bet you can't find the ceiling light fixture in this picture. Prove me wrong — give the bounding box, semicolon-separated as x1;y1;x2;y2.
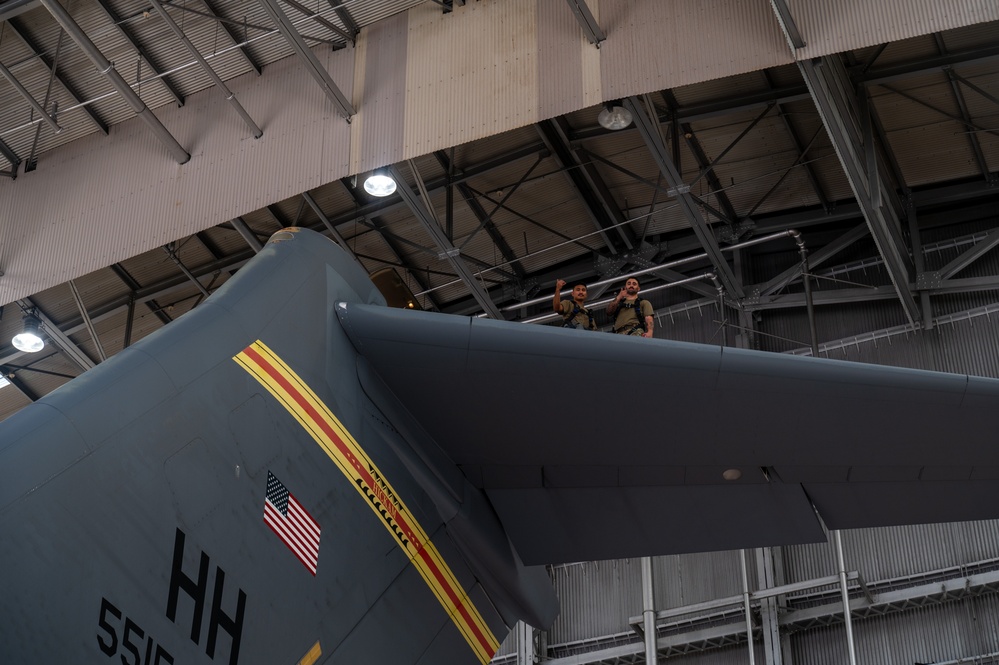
597;101;632;131
12;313;44;353
363;169;396;197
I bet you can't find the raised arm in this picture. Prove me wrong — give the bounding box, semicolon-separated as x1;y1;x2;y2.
606;288;627;315
553;279;566;313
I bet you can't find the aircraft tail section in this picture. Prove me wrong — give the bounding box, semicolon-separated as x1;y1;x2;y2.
0;228;554;664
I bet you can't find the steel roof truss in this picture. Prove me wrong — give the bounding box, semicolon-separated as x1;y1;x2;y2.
38;0;190;164
798;56;920;324
280;0;353;45
623;96;744;298
536;119;630;252
16;298;95;371
758;224;869;296
336;178;441;310
256;0;354;119
935;229;999;281
67;280;107;362
433;151;527;279
456;153;542;253
191;0;263;75
90;0;185;106
5;20;96;134
327;1;358;43
148;0;263;138
389;164;503;319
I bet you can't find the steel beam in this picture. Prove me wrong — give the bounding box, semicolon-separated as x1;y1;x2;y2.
622;96;744;298
563;0;605;46
193;0;263;75
90;0;185;107
537;119;630;252
327;1;359;43
38;0;190;164
67;280;107;362
0;60;61;134
797;56;920;324
388;164;503;319
302;191;363;267
769;0;805;49
433;151;527;279
256;0;354;119
148;0;262;138
757;224;869;296
16;298;95;371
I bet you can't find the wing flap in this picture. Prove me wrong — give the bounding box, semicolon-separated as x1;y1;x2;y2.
487;484;824;565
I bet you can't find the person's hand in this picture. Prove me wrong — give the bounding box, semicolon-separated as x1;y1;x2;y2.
556;279;566;291
617;288;628;301
643;331;653;338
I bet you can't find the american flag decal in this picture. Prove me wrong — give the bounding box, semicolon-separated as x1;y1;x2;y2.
264;471;321;575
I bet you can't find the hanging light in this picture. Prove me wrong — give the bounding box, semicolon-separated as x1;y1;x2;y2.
597;101;632;130
363;169;397;197
12;313;44;353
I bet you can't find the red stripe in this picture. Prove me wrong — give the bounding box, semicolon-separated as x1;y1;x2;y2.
244;346;493;655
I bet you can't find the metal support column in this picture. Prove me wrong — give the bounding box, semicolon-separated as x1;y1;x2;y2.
740;550;756;665
641;557;658;665
754;547;787;665
516;621;536;665
834;531;858;665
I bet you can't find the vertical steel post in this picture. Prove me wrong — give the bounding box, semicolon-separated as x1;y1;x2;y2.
641;557;658;665
834;531;858;665
740;550;756;665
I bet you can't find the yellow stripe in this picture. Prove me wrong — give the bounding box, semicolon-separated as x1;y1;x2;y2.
298;641;322;665
235;341;500;663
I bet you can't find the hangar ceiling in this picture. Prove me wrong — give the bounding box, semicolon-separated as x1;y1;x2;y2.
0;0;996;420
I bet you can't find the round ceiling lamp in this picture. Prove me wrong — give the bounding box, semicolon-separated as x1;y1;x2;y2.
12;314;44;353
597;102;633;130
363;170;397;197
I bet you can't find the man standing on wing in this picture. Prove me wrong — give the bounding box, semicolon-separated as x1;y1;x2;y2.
553;279;598;331
606;276;654;338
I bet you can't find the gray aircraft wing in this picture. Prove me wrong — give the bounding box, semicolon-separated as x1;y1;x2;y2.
335;302;999;565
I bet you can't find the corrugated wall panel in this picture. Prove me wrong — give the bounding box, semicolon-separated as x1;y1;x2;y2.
792;0;999;61
548;559;643;648
597;0;791;101
401;1;540;160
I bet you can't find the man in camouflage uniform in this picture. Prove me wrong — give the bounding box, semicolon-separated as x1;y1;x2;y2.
553;279;598;331
606;276;654;338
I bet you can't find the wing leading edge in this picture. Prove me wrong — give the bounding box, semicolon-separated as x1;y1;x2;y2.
335;302;999;564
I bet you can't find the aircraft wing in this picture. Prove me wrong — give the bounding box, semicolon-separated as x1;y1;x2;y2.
335;302;999;565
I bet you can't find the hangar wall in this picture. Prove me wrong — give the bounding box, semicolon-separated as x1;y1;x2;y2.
1;0;996;307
